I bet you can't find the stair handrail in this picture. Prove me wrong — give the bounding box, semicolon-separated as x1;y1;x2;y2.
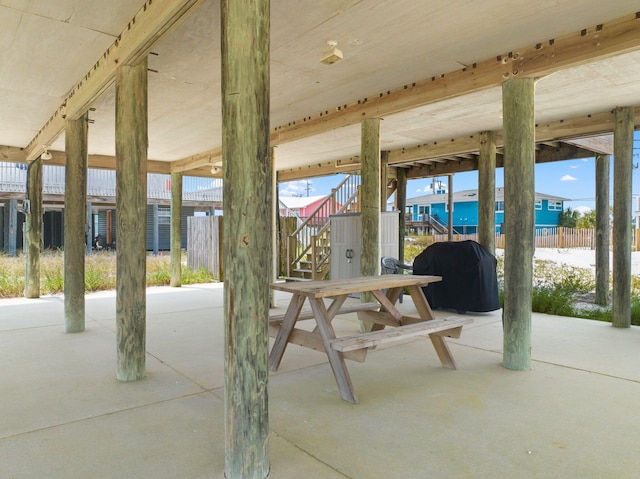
287;174;361;278
428;213;461;235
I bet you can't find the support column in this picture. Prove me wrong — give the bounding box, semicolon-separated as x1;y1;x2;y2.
6;199;17;256
359;118;381;333
380;150;389;211
86;201;93;254
478;131;497;255
595;153;610;306
361;117;381;278
170;171;183;287
502;78;535;371
612;107;634;328
24;157;42;298
447;174;454;241
115;58;148;381
221;0;270;477
64;112;89;332
106;210;113;245
271;148;278;306
396;168;407;263
152;204;160;256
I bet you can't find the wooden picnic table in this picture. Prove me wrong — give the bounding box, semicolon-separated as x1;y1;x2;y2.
269;274;473;403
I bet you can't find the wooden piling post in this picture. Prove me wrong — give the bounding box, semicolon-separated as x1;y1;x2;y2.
361;117;381;279
115;59;148;381
24;156;42;298
360;117;381;323
478;131;497;255
221;0;270;476
380;150;389;211
595;153;610;306
64;112;89;332
170;171;183;287
152;204;160;256
6;199;18;256
502;78;535;371
612;107;634;328
447;174;454;241
396;168;407;263
86;201;93;254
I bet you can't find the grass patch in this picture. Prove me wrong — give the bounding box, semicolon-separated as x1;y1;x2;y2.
406;236;640;326
0;250;215;298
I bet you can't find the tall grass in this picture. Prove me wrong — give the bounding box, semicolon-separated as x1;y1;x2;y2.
0;250;214;298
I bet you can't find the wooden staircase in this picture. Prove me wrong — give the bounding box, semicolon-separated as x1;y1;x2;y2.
286;175;361;280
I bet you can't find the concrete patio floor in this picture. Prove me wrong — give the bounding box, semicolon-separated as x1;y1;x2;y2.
1;282;639;478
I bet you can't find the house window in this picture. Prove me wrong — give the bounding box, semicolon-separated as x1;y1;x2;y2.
158;206;171;224
535;200;542;210
495;201;504;212
418;205;429;215
548;201;562;211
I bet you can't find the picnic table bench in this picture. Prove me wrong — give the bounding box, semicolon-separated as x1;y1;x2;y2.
269;274;473;403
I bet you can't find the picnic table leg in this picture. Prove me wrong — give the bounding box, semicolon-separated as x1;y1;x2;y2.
428;334;457;369
309;297;358;403
311;296;347;334
269;293;305;371
406;285;436;320
406;284;458;369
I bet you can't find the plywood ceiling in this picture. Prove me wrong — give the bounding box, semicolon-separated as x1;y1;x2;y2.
1;0;639;178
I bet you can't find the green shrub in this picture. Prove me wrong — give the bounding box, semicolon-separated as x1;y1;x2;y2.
630;297;640;327
532;260;594;293
531;286;575;316
404;234;434;263
0;265;25;298
182;266;215;284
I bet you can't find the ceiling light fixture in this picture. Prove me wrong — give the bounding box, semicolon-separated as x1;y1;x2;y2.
320;40;343;65
41;147;52;161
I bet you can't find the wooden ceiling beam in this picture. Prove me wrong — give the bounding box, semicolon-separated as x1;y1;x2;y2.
277;160;361;182
405;142;597;179
176;13;640;174
24;150;171;174
0;146;26;162
171;147;222;173
268;13;640;147
24;0;205;163
563;135;614;155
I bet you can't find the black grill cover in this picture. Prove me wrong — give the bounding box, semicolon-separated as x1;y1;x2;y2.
413;240;500;313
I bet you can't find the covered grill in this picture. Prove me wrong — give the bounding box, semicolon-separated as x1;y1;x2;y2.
412;240;500;313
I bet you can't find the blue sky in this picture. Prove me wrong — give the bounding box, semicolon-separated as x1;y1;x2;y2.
280;132;640;213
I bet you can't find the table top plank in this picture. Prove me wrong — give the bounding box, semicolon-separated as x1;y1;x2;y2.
271;275;442;298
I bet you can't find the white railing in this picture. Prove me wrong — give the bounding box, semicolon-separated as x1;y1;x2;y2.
0;162;222;202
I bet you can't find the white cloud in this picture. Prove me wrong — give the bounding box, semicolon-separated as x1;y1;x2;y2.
569;165;579;169
280;180;314;196
575;205;592;215
560;174;577;182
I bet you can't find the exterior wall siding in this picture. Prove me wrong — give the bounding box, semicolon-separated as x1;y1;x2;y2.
145;205;194;251
408;195;564;233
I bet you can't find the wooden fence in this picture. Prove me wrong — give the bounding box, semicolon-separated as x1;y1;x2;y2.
186;215;298;280
433;227;640;250
187;216;223;280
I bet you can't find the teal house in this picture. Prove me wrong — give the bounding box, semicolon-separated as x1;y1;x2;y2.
407;187;569;234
